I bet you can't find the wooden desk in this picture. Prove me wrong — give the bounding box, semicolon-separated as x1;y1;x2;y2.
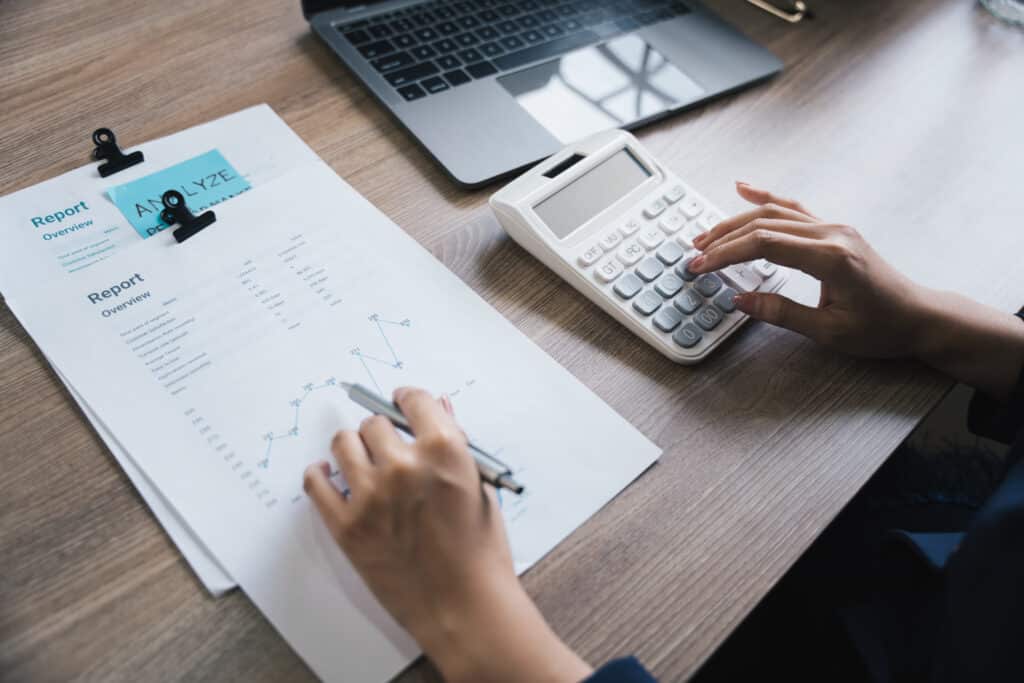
2;0;1022;679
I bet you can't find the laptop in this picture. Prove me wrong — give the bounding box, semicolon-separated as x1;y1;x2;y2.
302;1;782;187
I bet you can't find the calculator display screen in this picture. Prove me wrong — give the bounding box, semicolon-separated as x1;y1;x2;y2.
534;149;651;239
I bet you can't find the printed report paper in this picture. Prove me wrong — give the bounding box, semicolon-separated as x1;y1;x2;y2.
13;161;660;681
0;104;320;594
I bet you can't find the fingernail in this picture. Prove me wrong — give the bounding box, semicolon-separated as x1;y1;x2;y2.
693;234;707;248
689;254;706;271
441;394;454;416
736;180;750;187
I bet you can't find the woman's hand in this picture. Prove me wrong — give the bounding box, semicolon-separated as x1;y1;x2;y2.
303;388;591;683
690;182;1024;399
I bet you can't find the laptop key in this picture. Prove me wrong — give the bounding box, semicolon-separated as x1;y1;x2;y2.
521;29;544;43
477;26;500;41
500;35;525;50
385;62;440;87
455;33;479;46
437;54;462;70
443;69;471;87
411;45;437;60
372;51;415;72
370;24;393;38
480;42;504;57
494;30;597;71
437;21;460;35
397;83;426;101
422;77;450;94
458;48;483;64
358;40;395;59
393;34;416;49
415;27;439;42
466;61;498;79
342;28;370;45
433;38;458;53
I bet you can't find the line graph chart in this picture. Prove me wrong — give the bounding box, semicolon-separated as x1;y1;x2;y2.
350;314;411;394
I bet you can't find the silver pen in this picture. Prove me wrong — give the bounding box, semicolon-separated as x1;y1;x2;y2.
340;382;525;494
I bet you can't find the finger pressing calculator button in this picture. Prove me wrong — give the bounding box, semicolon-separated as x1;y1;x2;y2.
714;287;738;313
674;289;702;314
643;198;667;219
695;273;723;297
753;260;778;278
655;273;684;299
632;291;662;316
673;322;703;348
617;240;645;266
613;273;644;300
638;227;664;250
594;258;623;283
680;197;704;220
598;230;622;252
653;306;683;332
695;305;724;331
620;218;642;237
676;257;699;282
677;222;705;249
635;257;664;282
663;184;686;204
578;243;603;267
656;241;685;266
658;212;685;235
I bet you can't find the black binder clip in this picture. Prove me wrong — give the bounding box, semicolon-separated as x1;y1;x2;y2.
91;128;144;177
161;190;216;243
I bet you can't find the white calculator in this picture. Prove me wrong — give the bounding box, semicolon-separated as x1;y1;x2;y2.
490;130;786;364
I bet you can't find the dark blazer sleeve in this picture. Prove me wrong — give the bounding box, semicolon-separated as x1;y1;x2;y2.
584;657;658;683
967;311;1024;445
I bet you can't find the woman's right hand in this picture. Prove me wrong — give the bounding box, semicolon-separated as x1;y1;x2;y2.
689;182;933;359
689;182;1024;400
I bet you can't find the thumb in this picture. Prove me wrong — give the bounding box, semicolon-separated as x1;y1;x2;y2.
735;292;825;340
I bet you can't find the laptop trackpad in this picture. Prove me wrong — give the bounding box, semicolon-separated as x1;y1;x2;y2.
498;34;706;145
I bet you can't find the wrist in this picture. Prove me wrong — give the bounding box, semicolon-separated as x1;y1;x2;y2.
415;576;591;683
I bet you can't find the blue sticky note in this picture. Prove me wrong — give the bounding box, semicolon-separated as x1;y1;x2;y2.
106;149;251;238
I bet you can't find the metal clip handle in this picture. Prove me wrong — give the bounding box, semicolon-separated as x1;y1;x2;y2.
746;0;811;23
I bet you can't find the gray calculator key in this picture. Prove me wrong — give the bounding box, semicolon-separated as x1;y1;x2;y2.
654;274;684;299
676;257;698;281
695;273;723;297
673;323;703;348
674;288;702;315
714;287;738;312
653;305;683;332
635;257;665;282
632;290;662;316
613;273;644;300
694;305;724;331
656;241;686;266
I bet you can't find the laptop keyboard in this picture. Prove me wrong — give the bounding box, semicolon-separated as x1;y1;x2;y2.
336;0;692;102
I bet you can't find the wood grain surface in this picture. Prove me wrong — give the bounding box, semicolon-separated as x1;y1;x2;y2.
2;0;1022;680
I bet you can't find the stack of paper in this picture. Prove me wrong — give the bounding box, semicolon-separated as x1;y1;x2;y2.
0;105;659;680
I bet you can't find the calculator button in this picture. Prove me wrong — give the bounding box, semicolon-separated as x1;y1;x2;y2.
638;227;665;250
721;264;762;293
676;257;699;282
655;273;684;299
578;244;603;267
643;198;668;219
673;323;703;348
697;211;722;232
653;306;683;332
680;197;704;220
714;287;738;313
616;240;645;266
594;258;623;283
635;257;664;282
753;260;778;278
598;230;623;252
695;305;724;331
677;222;705;248
695;273;723;297
613;273;644;300
658;212;685;235
620;218;642;237
674;289;702;314
632;291;662;316
656;241;685;266
663;184;686;204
